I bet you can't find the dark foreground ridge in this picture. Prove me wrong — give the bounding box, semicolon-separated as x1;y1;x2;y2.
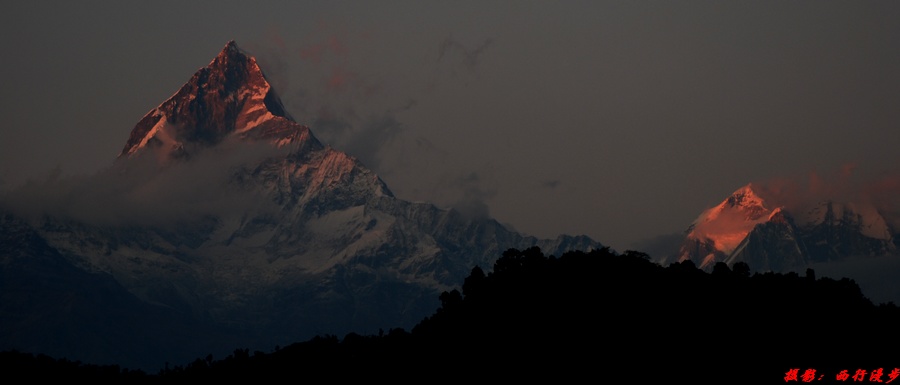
3;247;898;383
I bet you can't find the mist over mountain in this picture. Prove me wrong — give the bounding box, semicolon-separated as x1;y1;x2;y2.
0;41;600;370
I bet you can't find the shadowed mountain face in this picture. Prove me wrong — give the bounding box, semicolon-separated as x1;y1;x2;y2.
674;183;898;271
0;41;601;370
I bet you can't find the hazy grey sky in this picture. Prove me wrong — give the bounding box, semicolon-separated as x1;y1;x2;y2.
2;1;899;252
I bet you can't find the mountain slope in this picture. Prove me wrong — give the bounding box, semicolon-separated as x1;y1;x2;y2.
0;41;601;370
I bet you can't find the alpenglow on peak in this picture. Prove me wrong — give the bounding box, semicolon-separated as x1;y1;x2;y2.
119;40;306;159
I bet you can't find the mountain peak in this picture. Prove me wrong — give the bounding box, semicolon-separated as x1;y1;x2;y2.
119;40;303;158
677;181;899;271
678;184;776;266
692;184;769;226
223;40;239;53
726;184;765;210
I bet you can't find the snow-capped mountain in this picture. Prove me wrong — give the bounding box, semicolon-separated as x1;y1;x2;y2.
120;41;314;160
674;183;898;271
0;41;600;369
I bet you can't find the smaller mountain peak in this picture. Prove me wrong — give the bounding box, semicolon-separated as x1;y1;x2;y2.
735;183;757;195
726;183;766;210
767;206;790;224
